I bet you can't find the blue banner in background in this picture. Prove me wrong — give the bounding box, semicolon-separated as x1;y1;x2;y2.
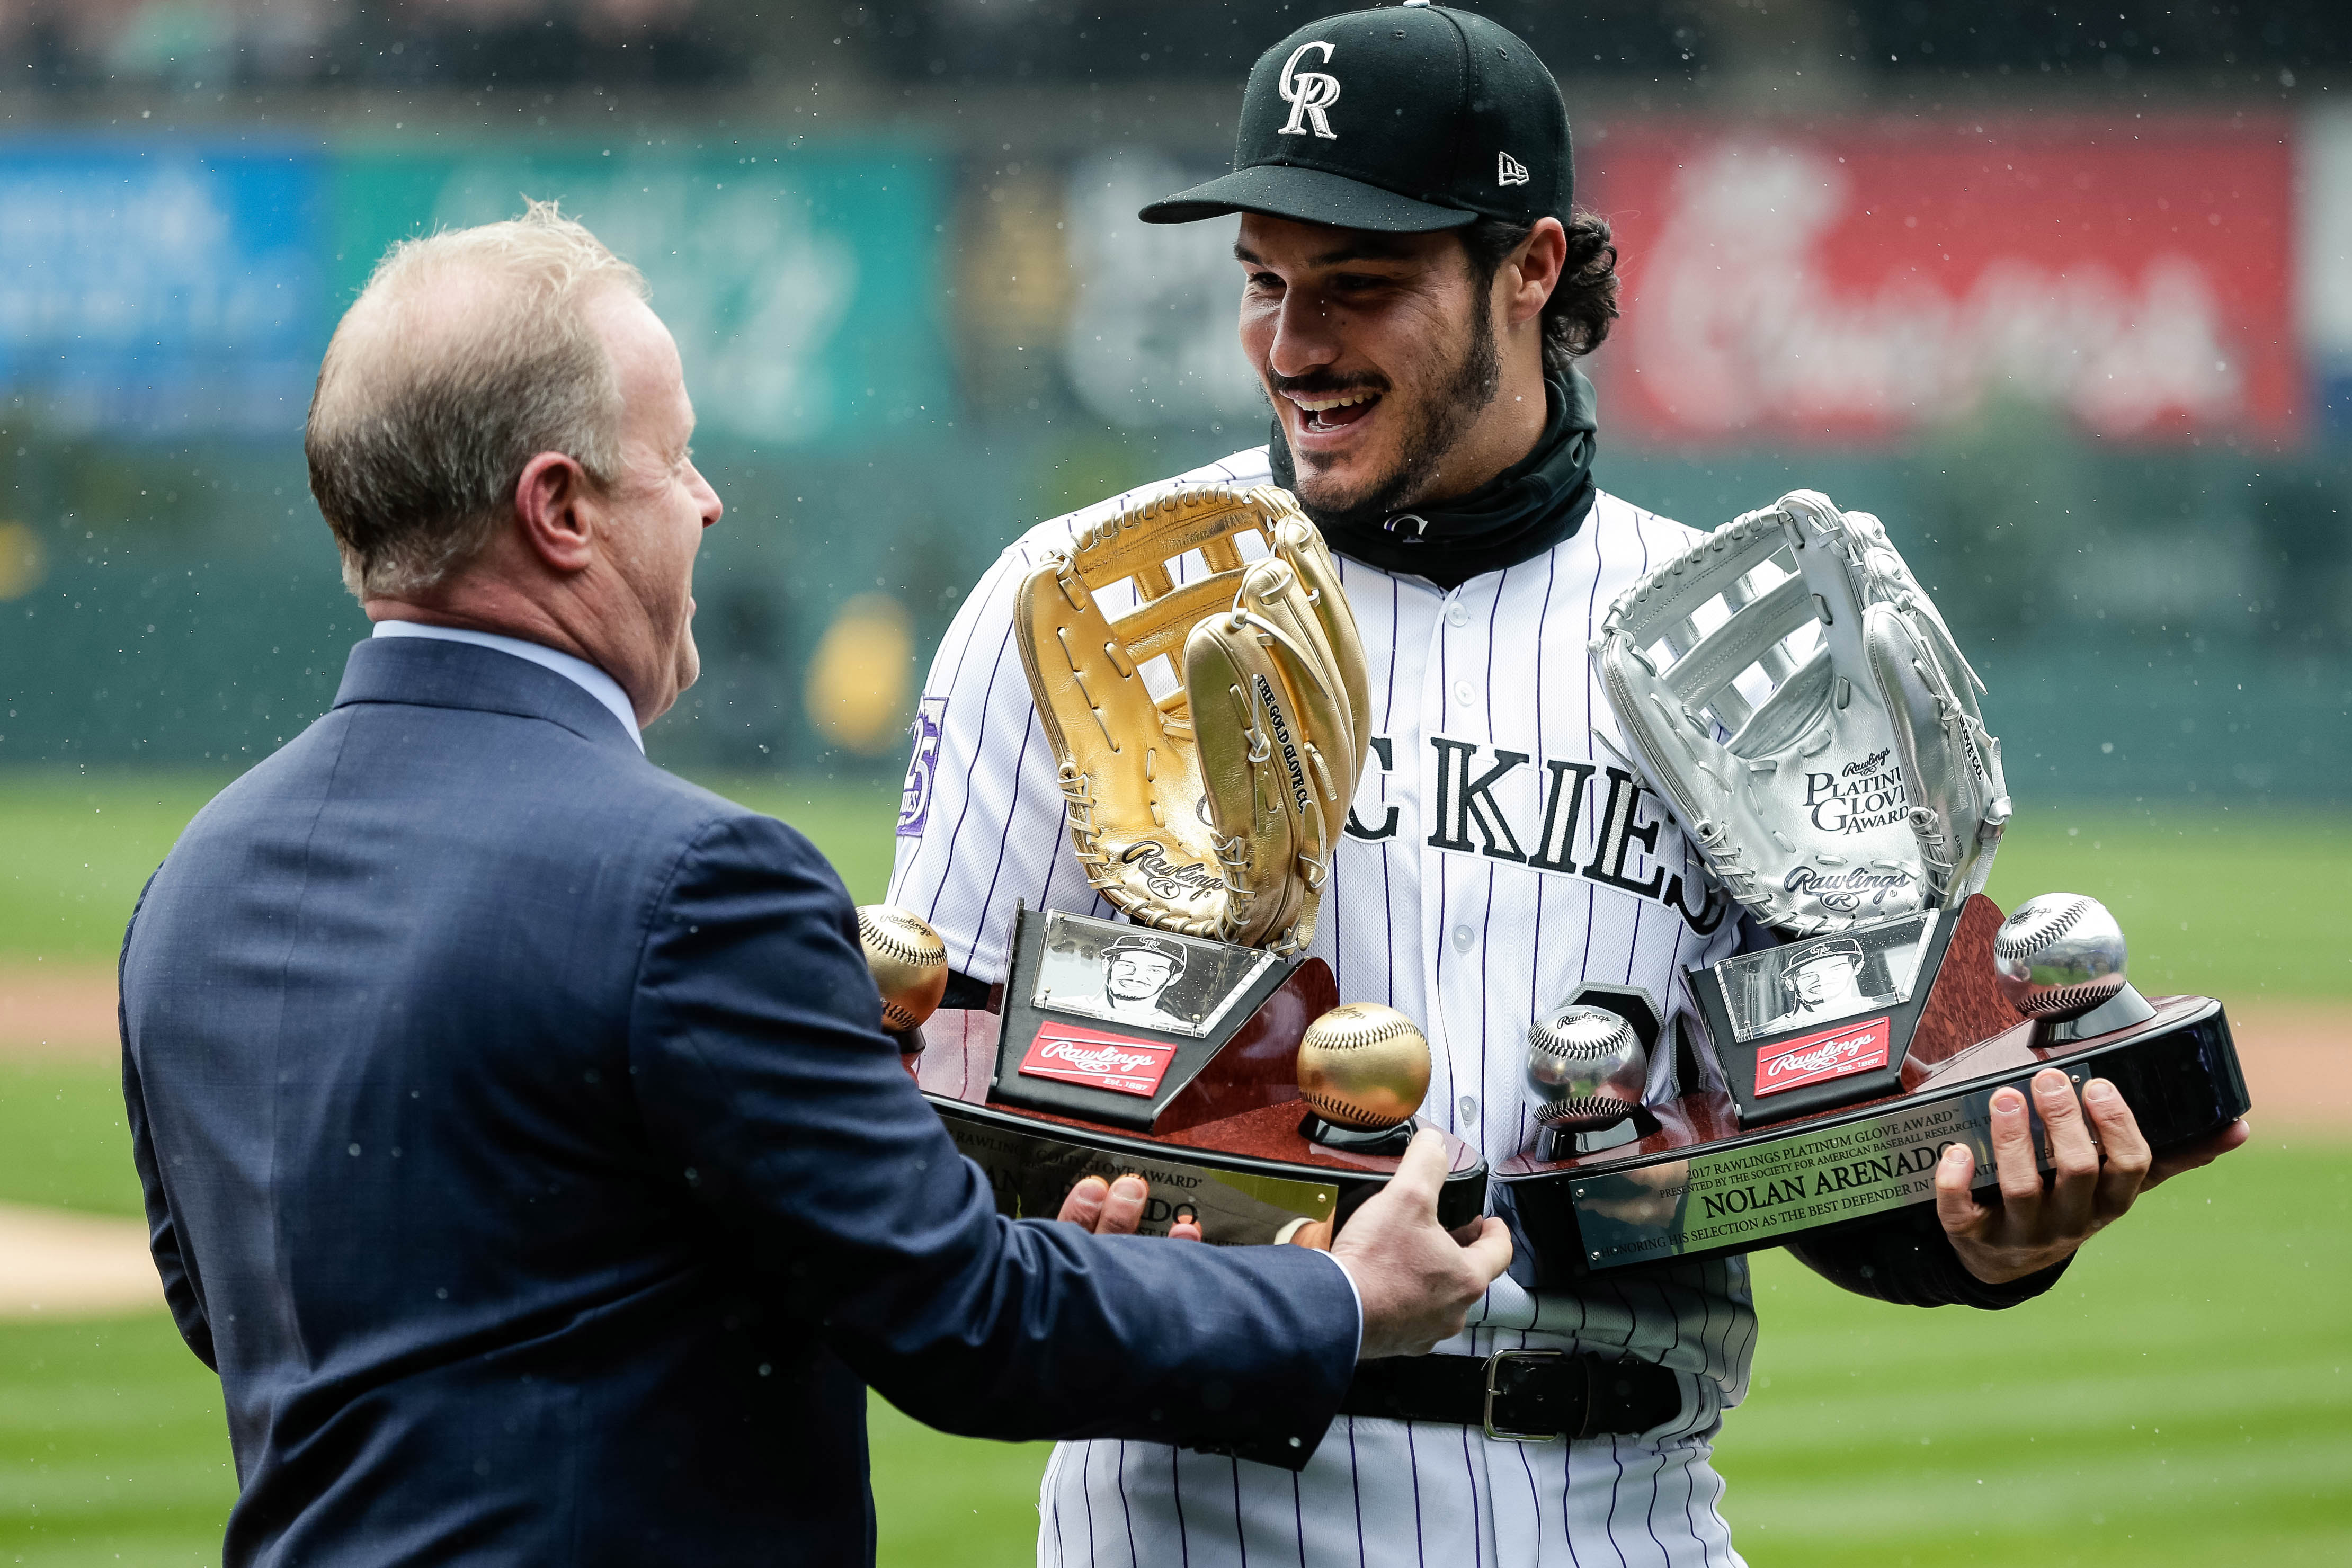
0;135;950;444
0;139;326;438
331;140;953;448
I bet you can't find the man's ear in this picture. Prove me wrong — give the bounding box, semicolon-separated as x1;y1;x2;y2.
513;451;597;574
1504;216;1569;328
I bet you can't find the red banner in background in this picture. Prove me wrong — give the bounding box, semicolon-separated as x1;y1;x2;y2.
1585;117;2298;447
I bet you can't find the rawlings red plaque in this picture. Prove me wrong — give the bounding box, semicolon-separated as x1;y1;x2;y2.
1018;1024;1178;1098
1755;1016;1892;1098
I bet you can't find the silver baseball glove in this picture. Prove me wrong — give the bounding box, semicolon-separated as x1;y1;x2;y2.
1593;490;2010;936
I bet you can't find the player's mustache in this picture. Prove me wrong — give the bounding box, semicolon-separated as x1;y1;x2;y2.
1267;371;1391;400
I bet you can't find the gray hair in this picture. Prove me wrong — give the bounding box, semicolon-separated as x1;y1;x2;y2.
306;200;650;600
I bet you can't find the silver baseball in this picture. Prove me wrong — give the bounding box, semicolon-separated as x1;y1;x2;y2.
1525;1005;1649;1130
1993;892;2128;1020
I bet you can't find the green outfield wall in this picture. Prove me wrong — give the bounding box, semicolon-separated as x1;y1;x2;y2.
2;422;2345;801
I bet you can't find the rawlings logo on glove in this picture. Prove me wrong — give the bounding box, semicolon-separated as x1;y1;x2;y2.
1015;483;1369;955
1592;490;2010;937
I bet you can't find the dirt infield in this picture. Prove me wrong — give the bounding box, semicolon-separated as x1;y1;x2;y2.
0;1200;162;1320
8;959;2345;1123
0;960;122;1061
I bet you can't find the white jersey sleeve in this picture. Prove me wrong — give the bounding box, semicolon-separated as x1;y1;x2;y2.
885;449;1278;982
884;530;1104;983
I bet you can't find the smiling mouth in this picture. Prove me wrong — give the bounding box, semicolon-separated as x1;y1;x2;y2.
1287;388;1380;434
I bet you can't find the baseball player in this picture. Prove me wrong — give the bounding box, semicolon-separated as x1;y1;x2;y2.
1058;933;1193;1032
889;7;2244;1563
1776;939;1871;1026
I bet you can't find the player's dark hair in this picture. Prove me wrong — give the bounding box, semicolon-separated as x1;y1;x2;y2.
1459;209;1620;379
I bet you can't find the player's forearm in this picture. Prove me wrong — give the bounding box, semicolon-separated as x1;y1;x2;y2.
1785;1203;2071;1309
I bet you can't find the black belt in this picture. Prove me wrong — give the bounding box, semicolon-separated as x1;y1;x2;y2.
1339;1351;1682;1442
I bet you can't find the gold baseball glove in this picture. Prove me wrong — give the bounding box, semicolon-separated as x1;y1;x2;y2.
1016;483;1369;955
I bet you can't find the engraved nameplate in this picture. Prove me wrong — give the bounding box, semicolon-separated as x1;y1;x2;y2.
940;1113;1338;1246
1567;1085;2022;1269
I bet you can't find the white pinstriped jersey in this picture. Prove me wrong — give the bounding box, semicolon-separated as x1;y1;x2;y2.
888;447;1755;1567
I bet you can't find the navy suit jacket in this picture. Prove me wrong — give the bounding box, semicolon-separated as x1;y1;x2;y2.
120;637;1356;1566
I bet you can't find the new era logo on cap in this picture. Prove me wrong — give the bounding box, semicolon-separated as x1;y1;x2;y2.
1498;150;1529;187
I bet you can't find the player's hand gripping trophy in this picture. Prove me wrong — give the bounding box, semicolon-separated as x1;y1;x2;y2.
858;485;1486;1257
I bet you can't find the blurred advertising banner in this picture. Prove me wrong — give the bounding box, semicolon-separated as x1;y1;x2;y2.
1589;117;2299;447
1059;151;1258;430
2301;108;2352;435
0;141;325;437
333;142;951;447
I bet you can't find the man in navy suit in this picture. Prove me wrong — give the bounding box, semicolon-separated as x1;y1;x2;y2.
118;203;1511;1567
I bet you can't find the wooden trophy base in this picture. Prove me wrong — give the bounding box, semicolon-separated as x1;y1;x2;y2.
914;1008;1487;1244
909;910;1486;1245
1493;896;2249;1284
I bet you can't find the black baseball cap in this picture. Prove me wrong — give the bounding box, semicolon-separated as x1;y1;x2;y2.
1102;933;1188;969
1140;2;1571;233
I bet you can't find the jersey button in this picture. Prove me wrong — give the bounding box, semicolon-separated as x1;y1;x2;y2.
1451;923;1476;952
1458;1095;1480;1125
1451;679;1475;707
1445;601;1469;628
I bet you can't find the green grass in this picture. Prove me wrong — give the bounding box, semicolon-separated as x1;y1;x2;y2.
4;770;2344;1001
1982;801;2352;1004
1;1070;2340;1565
0;1308;1048;1568
0;1315;240;1568
0;771;238;966
4;773;2344;1564
696;772;902;905
0;1054;1049;1567
866;1404;1053;1567
1723;1138;2352;1567
0;768;903;965
0;1061;138;1216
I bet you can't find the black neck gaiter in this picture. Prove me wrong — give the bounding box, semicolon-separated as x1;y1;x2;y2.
1268;366;1600;591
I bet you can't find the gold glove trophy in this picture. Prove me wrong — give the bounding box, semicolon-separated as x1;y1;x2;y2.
865;484;1484;1244
1492;493;2249;1279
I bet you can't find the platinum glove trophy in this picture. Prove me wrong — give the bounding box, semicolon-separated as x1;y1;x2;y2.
1493;492;2247;1279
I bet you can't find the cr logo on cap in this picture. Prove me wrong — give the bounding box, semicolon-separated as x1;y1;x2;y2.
1278;41;1340;140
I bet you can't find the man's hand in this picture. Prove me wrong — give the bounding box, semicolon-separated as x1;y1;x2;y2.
1056;1173;1203;1242
1936;1066;2250;1285
1329;1129;1513;1359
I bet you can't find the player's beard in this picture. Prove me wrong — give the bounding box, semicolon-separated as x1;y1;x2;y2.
1276;295;1502;537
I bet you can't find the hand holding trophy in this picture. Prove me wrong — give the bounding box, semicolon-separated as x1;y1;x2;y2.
1493;491;2248;1280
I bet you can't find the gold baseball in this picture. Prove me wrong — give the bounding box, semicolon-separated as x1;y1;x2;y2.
1296;1003;1431;1132
857;905;949;1031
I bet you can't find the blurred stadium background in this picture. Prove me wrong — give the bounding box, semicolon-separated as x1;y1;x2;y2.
1;1;2347;1563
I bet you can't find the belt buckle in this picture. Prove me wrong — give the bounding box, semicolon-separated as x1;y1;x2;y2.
1481;1348;1571;1443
